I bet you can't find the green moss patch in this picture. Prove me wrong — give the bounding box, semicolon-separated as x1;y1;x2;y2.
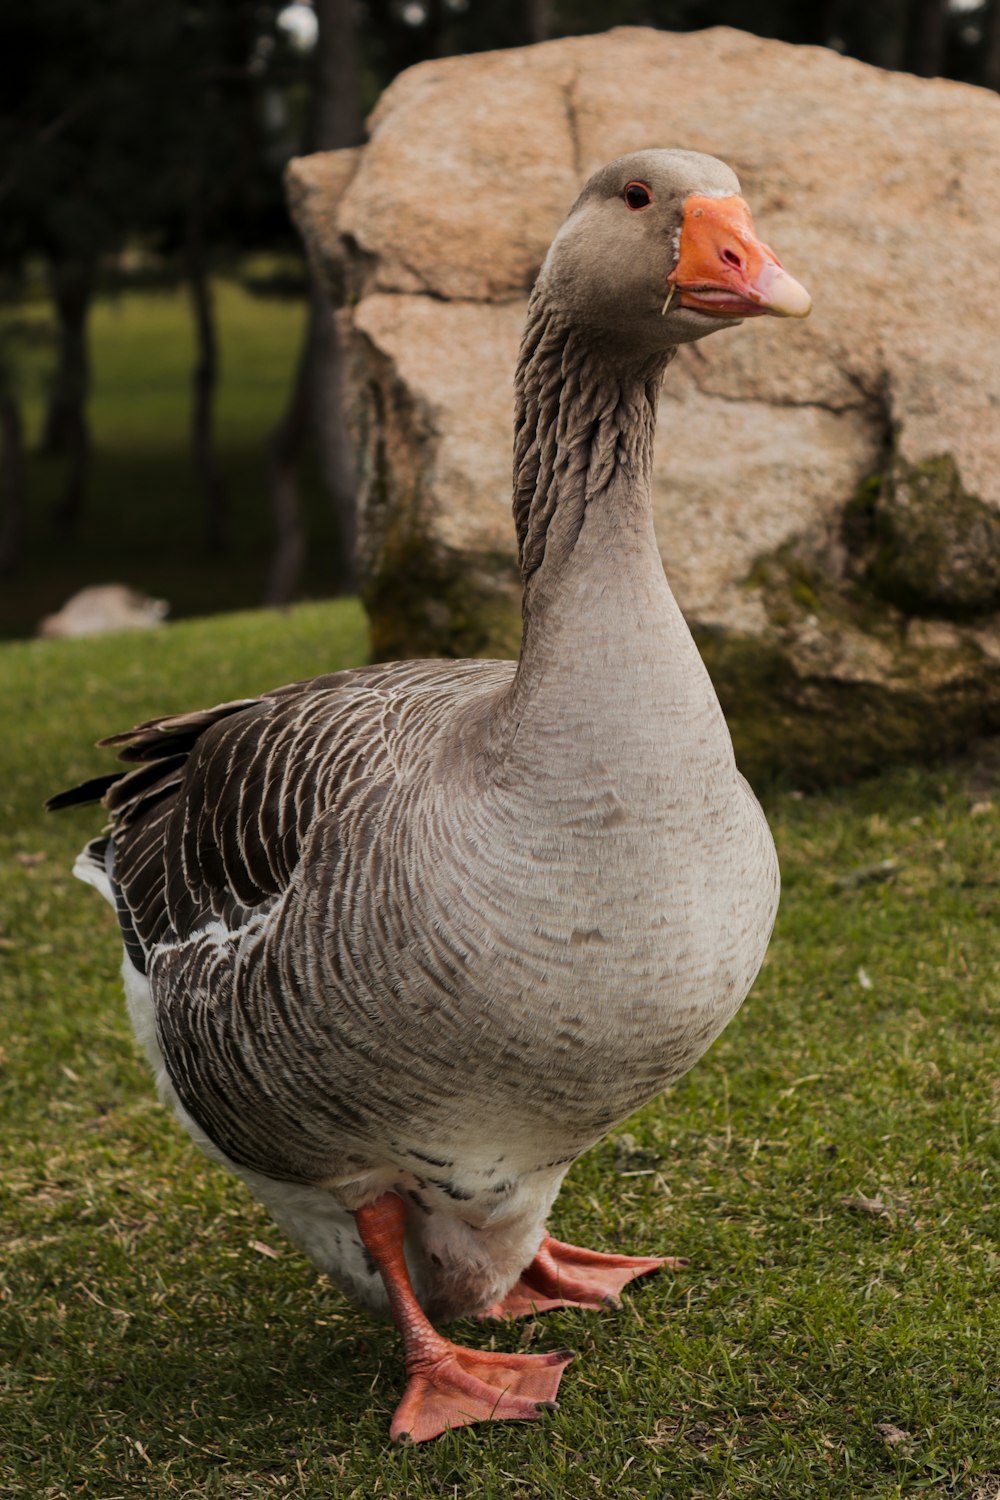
719;524;1000;786
846;452;1000;617
699;623;1000;789
364;528;522;663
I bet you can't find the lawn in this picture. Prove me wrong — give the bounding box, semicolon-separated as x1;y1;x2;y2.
1;603;998;1499
1;272;339;639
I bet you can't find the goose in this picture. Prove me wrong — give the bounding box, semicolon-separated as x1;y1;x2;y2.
50;149;810;1444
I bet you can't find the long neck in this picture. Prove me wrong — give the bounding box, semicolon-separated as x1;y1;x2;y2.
513;298;669;610
510;297;673;690
492;293;733;784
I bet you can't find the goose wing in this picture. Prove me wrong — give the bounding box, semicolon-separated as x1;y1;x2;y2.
51;659;508;975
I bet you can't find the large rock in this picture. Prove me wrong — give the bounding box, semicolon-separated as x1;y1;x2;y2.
287;27;1000;783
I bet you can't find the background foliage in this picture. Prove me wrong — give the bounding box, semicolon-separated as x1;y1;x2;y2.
1;0;998;636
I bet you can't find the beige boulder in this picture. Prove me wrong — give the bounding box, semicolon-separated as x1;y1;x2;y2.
287;26;1000;782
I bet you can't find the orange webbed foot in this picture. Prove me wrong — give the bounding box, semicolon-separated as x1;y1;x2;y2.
390;1338;573;1443
354;1193;575;1444
484;1234;688;1319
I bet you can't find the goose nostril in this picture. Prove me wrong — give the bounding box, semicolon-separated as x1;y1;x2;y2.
720;247;743;270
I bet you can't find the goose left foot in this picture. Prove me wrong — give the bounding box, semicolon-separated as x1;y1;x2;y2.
484;1234;687;1318
355;1194;573;1443
388;1335;573;1444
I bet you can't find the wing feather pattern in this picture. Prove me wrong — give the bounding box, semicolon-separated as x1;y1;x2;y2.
49;655;523;1180
49;660;515;980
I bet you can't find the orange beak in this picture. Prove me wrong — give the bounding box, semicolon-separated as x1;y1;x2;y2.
667;195;811;320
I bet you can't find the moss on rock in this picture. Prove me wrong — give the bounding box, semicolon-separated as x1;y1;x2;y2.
698;622;1000;788
358;345;1000;783
365;500;1000;785
849;452;1000;617
364;524;522;662
352;348;523;663
721;520;1000;787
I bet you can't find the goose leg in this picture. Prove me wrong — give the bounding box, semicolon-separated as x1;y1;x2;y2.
484;1234;687;1319
355;1194;573;1443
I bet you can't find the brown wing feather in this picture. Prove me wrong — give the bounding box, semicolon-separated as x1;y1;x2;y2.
51;660;509;978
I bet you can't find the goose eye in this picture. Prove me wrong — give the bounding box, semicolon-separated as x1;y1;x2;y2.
624;182;652;211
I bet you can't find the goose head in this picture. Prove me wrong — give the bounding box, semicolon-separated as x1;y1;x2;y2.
538;148;811;354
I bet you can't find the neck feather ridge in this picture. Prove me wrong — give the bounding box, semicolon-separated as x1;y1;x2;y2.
512;295;672;586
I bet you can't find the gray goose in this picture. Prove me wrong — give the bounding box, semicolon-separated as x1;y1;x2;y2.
50;150;809;1444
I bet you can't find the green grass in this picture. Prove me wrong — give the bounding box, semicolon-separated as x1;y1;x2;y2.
1;604;998;1499
1;276;340;638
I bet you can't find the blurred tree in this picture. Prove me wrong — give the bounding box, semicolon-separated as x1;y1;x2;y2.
43;257;95;534
141;0;301;554
0;0;163;535
0;0;303;554
267;0;362;605
967;0;1000;87
908;0;949;74
0;326;25;575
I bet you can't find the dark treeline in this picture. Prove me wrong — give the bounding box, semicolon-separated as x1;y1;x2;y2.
0;0;310;581
0;0;996;597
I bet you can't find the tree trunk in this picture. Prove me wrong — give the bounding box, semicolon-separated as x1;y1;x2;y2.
185;196;227;554
44;256;93;536
316;0;361;143
311;0;361;586
522;0;552;45
908;0;948;77
0;388;25;575
982;0;1000;91
861;0;909;70
266;0;361;603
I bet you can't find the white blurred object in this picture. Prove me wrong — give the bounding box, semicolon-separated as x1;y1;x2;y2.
38;585;169;638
